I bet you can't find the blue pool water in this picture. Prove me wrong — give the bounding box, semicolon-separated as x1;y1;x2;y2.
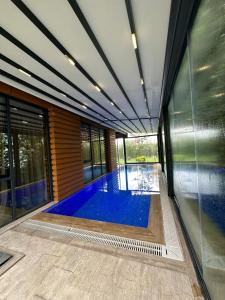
46;165;159;228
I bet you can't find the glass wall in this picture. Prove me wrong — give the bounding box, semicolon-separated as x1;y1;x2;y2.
81;123;106;183
116;138;125;165
100;129;107;174
0;95;12;226
167;0;225;298
125;136;158;163
0;94;50;227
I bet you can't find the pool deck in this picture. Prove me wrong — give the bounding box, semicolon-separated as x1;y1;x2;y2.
0;168;203;299
32;193;164;245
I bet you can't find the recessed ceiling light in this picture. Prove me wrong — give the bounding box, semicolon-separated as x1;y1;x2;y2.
95;85;101;92
38;115;43;118
18;69;31;77
12;107;18;111
131;33;137;49
82;105;87;109
111;102;114;106
60;93;66;97
119;111;122;114
65;55;75;66
141;79;144;85
22;120;28;124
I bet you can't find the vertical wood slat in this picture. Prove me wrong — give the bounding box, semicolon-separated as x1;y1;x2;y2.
106;129;117;172
49;107;84;202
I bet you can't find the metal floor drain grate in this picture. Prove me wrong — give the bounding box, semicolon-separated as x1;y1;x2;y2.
0;252;12;267
25;220;167;257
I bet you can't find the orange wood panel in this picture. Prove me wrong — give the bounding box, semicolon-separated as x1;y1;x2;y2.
106;129;117;172
0;82;84;202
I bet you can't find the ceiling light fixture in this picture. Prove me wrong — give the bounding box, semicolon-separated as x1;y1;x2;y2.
22;120;28;124
82;105;87;109
131;33;137;49
141;79;144;85
65;55;75;66
38;115;43;118
95;85;101;92
60;93;66;97
18;69;31;77
111;102;114;106
119;111;122;114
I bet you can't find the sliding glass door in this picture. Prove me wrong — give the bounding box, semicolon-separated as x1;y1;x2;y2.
0;94;51;227
0;95;12;226
81;124;106;183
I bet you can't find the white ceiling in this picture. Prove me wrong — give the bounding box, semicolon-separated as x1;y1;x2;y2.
0;0;171;134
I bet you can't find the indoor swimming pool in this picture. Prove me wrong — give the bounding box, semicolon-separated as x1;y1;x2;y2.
46;165;159;228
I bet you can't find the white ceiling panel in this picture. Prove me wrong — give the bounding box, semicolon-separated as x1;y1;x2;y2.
132;0;171;118
22;0;136;118
0;0;171;134
77;0;147;117
0;36;117;121
0;0;126;117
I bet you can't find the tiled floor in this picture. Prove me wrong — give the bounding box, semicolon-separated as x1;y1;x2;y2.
0;170;203;300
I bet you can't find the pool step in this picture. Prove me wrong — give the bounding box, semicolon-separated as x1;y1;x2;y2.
24;219;167;258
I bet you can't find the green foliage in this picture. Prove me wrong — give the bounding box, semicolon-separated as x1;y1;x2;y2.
135;156;146;162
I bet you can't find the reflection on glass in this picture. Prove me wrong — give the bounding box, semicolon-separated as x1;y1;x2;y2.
190;0;225;297
0;95;12;226
0;180;12;227
161;122;166;174
125;136;158;163
91;128;101;179
10;99;49;218
81;124;92;183
100;129;106;174
117;165;159;192
168;0;225;298
116;138;125;164
0;95;50;227
81;124;107;183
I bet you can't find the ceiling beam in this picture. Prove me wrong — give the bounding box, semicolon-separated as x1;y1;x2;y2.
66;0;147;133
125;0;153;132
0;27;136;133
10;0;143;133
0;69;129;134
1;54;133;134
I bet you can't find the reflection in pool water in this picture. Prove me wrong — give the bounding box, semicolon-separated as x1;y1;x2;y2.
46;164;159;228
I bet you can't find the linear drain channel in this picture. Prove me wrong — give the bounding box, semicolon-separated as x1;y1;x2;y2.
0;252;12;267
25;220;166;257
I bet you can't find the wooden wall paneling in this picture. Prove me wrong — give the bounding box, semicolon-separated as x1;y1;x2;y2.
106;129;117;172
0;82;84;202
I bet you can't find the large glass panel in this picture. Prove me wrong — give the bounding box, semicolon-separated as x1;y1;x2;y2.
0;180;12;227
125;136;158;163
190;0;225;297
0;95;12;226
81;124;92;183
10;99;50;218
161;122;167;174
91;127;101;179
100;129;106;174
116;138;125;165
169;51;202;261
